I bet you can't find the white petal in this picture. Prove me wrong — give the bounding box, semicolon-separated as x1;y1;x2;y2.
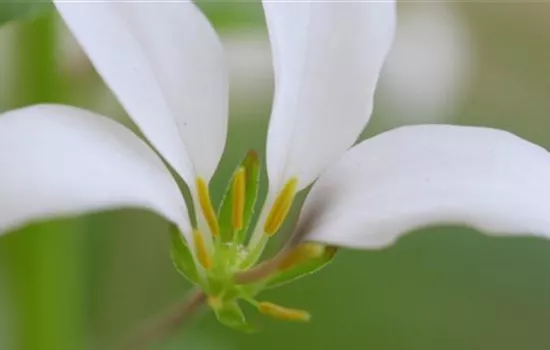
263;0;396;192
296;125;550;249
0;105;191;239
54;1;228;184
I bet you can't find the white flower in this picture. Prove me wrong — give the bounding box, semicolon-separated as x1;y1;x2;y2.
1;0;550;325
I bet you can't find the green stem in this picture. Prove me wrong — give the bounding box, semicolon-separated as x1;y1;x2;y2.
5;14;84;350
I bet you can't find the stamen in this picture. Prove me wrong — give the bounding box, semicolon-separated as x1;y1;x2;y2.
263;178;298;235
193;230;211;269
278;243;326;271
231;167;246;230
196;177;219;237
258;302;311;322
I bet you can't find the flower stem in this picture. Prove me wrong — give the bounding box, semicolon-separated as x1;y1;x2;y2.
114;289;206;350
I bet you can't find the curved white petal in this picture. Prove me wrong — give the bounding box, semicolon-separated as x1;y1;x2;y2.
0;105;191;240
54;1;228;184
264;0;396;192
296;125;550;249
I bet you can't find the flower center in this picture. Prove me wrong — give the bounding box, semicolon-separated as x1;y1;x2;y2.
169;151;335;330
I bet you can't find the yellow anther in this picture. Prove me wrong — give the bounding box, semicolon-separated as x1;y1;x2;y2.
278;243;327;271
258;302;311;322
193;230;211;269
264;178;298;235
231;167;246;230
196;177;219;237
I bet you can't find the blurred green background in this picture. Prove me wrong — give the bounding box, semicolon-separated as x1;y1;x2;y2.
1;1;550;350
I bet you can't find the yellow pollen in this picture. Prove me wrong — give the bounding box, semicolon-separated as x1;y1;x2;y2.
231;167;246;230
258;302;311;322
278;243;326;271
193;230;211;269
263;178;298;235
196;177;219;237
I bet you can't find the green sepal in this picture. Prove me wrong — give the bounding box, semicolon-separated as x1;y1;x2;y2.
240;151;261;242
265;246;338;289
217;151;261;242
169;225;200;285
0;1;53;27
211;300;256;333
